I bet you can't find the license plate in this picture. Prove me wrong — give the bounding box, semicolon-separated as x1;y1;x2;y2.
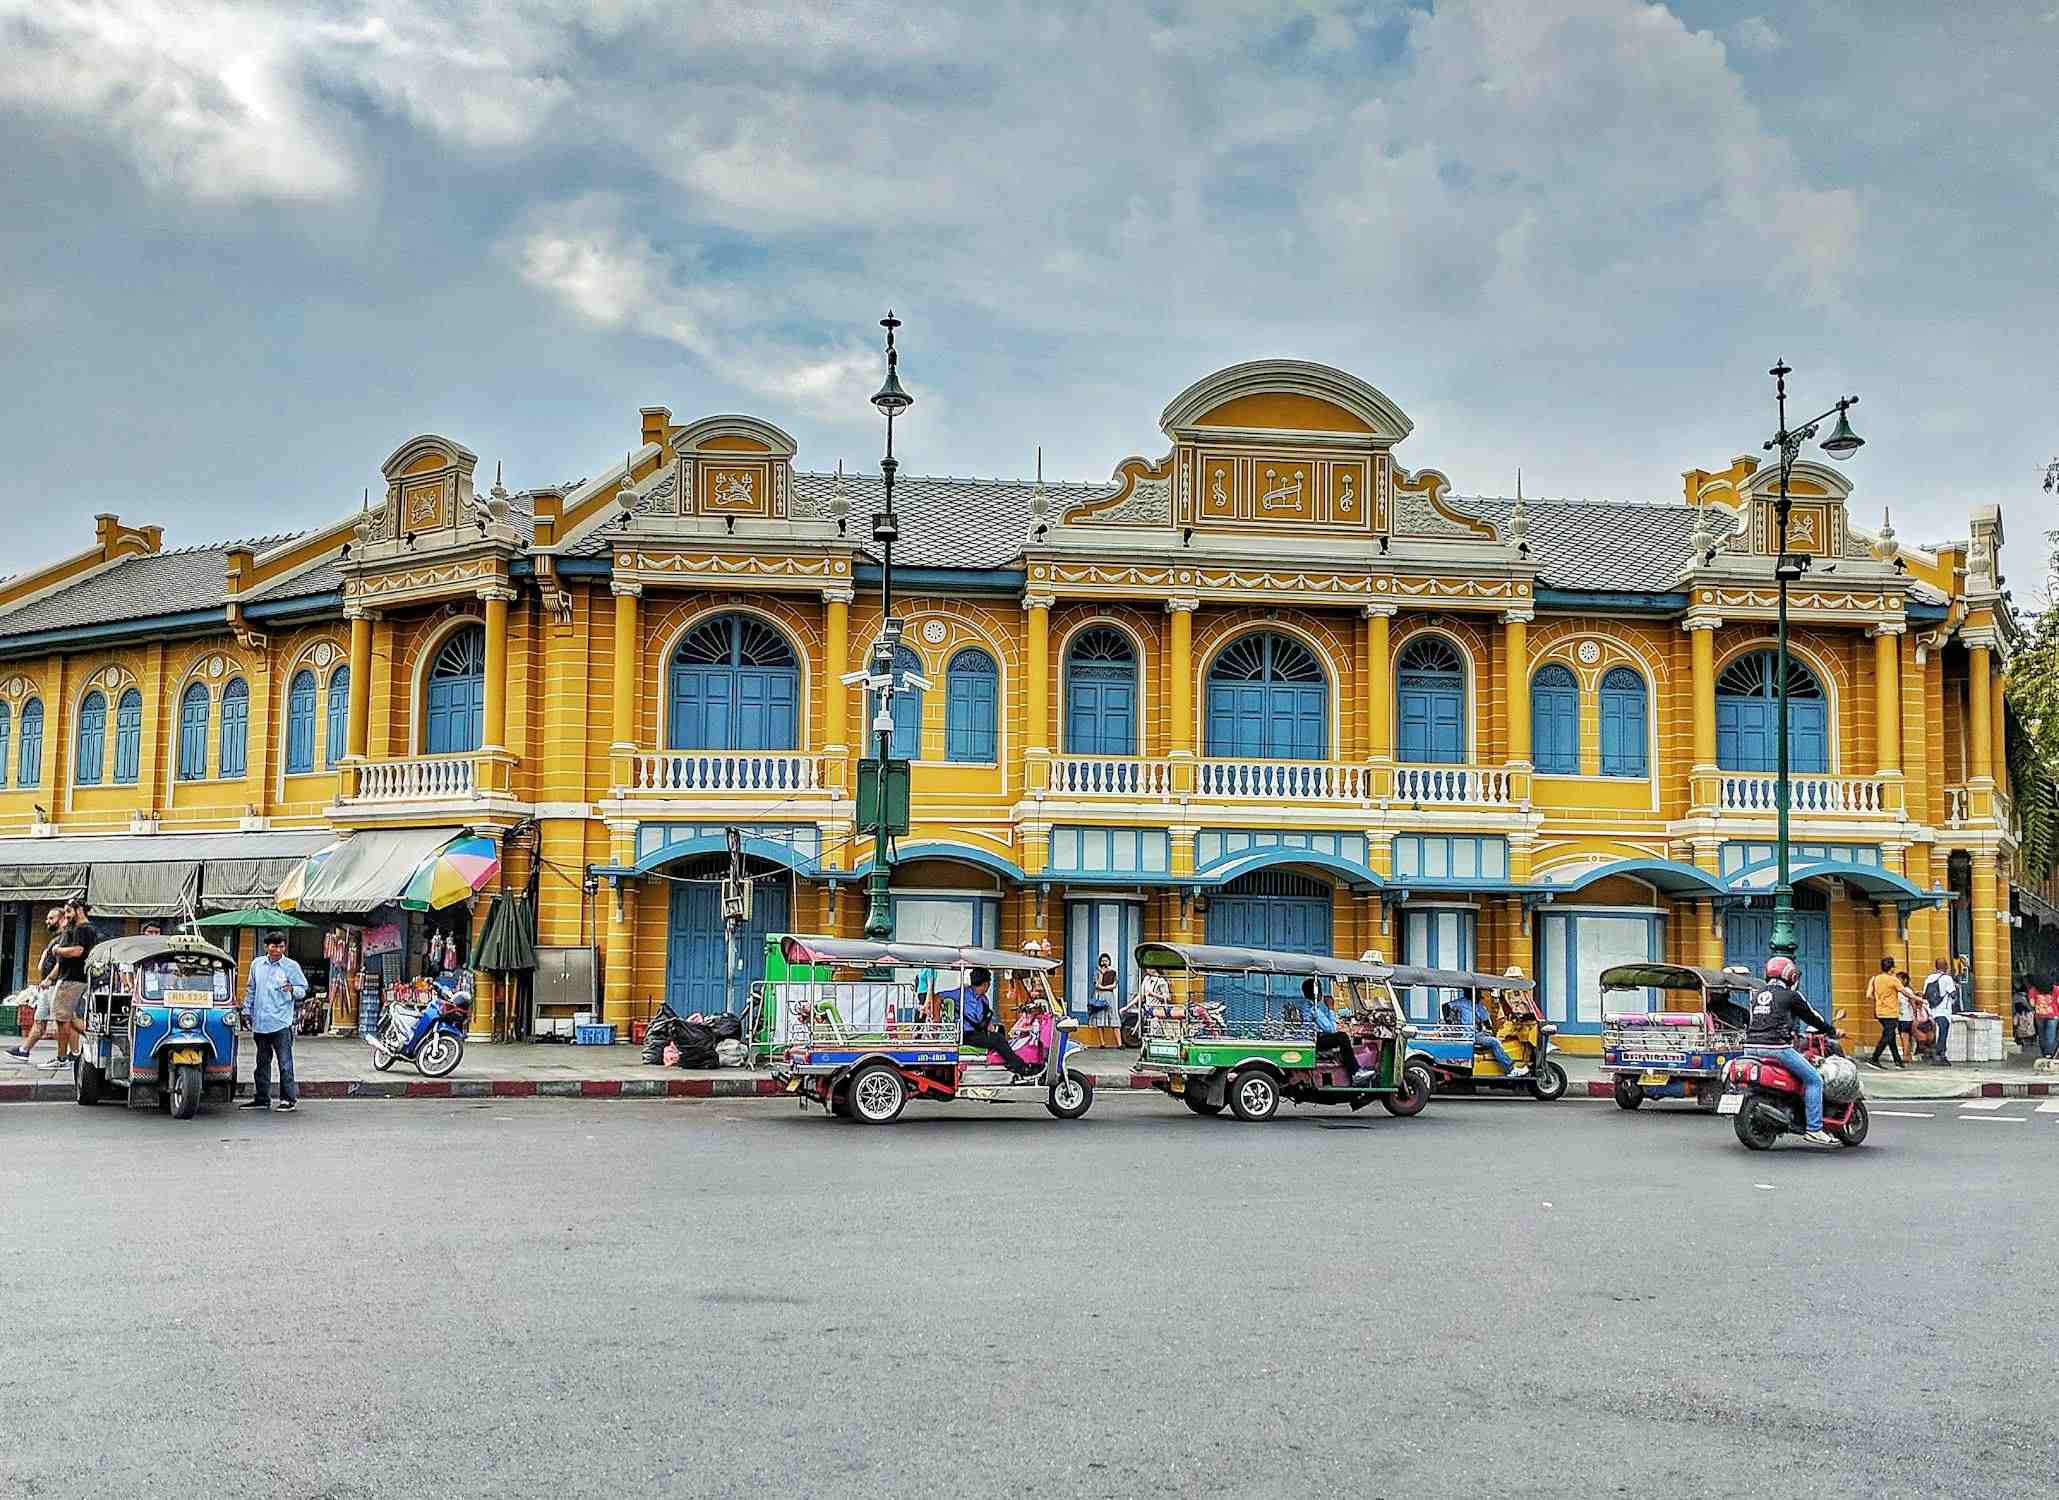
1715;1092;1743;1116
168;1047;204;1066
1637;1071;1670;1086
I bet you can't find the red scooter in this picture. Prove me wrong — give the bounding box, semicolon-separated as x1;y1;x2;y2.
1718;1029;1869;1150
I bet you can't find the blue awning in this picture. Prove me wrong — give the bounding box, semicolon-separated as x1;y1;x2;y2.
1194;846;1384;889
619;834;823;878
844;842;1027;885
1727;860;1945;907
1531;858;1728;899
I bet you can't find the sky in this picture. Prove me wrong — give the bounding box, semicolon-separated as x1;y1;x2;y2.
1;0;2054;598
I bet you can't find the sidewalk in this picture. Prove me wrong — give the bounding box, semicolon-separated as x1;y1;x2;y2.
5;1035;2049;1105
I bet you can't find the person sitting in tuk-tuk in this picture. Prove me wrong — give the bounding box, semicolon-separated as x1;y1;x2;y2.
942;967;1037;1075
1301;977;1360;1081
1445;988;1518;1074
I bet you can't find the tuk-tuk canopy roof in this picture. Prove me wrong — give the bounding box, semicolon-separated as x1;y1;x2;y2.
1384;963;1537;994
86;934;235;975
778;935;1060;974
1600;962;1756;996
1134;942;1391;982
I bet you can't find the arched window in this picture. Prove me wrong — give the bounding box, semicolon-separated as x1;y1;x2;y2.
218;679;249;779
1530;665;1579;775
325;667;350;767
1205;632;1327;760
285;670;317;773
666;614;799;751
1599;667;1649;777
864;644;925;760
0;701;11;789
1064;627;1137;756
1716;649;1826;773
1397;636;1465;765
424;625;487;755
944;648;997;762
74;690;107;786
18;699;42;786
176;681;211;781
113;689;142;783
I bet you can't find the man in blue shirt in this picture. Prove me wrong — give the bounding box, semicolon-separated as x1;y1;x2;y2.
945;967;1036;1075
240;931;309;1112
1302;977;1360;1082
1447;991;1517;1074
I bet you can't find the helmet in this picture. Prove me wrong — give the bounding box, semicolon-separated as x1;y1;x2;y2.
1765;956;1800;985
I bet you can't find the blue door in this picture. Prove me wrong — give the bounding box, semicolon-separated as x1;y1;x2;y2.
1725;904;1831;1013
425;627;487;754
1397;637;1464;764
1715;650;1828;773
668;615;800;751
665;871;791;1018
1205;633;1327;760
1204;871;1332;1022
1064;627;1137;756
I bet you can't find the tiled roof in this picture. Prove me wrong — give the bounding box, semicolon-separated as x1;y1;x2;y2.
0;534;301;639
243;556;344;605
1469;498;1700;592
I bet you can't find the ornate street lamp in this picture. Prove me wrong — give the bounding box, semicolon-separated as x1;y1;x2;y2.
863;313;914;941
1761;360;1864;959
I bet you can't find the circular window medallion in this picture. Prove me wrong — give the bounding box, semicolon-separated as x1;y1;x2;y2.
921;619;948;645
313;644;334;668
1576;641;1601;665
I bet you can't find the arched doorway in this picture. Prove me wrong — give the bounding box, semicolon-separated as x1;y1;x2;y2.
1205;869;1332;1021
1397;636;1465;764
663;855;793;1017
1205;632;1327;760
425;626;487;754
1064;627;1138;756
668;614;800;751
1716;649;1827;774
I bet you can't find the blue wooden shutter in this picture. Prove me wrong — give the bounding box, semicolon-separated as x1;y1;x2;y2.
218;680;249;778
75;691;106;785
286;671;317;772
1599;668;1647;776
0;702;11;789
945;650;997;762
18;699;42;785
326;668;350;766
177;682;211;780
1531;667;1578;774
112;690;142;784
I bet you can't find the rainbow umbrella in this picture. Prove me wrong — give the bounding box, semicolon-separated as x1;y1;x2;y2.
400;834;501;912
274;840;344;913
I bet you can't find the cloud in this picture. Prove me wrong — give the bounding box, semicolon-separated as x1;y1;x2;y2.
1731;17;1785;53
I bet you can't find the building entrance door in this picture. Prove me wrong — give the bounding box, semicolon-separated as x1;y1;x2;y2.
1205;871;1332;1022
665;867;791;1018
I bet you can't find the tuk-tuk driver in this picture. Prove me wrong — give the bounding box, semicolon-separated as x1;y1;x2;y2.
945;967;1037;1075
1302;977;1359;1080
1446;989;1518;1074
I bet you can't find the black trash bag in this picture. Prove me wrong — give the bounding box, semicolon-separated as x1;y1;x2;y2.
672;1020;720;1068
708;1014;742;1042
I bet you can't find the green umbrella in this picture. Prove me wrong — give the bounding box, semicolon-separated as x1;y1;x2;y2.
474;893;537;973
194;907;317;931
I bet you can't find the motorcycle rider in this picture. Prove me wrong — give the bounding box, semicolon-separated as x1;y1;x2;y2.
1747;956;1840;1145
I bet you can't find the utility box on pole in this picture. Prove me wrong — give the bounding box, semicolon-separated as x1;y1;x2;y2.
856;758;912;835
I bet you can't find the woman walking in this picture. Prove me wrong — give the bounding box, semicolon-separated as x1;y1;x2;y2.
2033;972;2059;1061
1867;955;1906;1068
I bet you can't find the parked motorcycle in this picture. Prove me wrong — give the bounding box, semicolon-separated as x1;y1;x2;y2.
1718;1030;1868;1150
370;981;472;1078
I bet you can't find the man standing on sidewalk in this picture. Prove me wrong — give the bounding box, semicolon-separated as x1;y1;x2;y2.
5;907;66;1065
240;930;308;1113
44;899;98;1071
1922;956;1959;1066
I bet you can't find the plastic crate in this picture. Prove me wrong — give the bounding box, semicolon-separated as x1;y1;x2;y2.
574;1023;617;1046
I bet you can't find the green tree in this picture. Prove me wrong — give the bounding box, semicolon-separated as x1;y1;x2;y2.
2007;516;2059;888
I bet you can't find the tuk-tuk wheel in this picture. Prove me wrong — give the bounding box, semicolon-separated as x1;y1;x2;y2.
1380;1062;1433;1118
1227;1069;1280;1123
847;1063;908;1125
1528;1061;1568;1102
75;1057;103;1107
1182;1094;1224;1116
1612;1076;1645;1111
1045;1075;1094;1120
169;1062;202;1121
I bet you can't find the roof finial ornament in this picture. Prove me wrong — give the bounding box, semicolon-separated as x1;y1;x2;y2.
1507;469;1529;553
1875;504;1900;563
1028;444;1051;538
829;459;850;536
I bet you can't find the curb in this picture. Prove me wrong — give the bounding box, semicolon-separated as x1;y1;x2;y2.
1581;1078;2054;1103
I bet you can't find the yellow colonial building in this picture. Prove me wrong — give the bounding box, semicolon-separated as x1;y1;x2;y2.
0;361;2033;1049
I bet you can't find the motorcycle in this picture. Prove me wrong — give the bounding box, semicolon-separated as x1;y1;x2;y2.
1718;1029;1868;1150
369;981;472;1078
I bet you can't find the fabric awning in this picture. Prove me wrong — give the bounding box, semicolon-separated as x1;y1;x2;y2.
203;857;315;911
0;830;333;912
284;827;466;915
474;893;537;972
0;862;87;904
88;860;199;919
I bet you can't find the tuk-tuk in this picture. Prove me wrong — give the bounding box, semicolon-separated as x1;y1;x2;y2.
767;936;1093;1124
1599;963;1754;1111
74;935;239;1120
1403;965;1566;1100
1129;942;1429;1122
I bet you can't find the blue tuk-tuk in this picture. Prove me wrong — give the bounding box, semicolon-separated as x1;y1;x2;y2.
1402;965;1568;1101
74;935;239;1119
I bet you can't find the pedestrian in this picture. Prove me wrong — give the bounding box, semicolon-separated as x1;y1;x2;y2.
1088;952;1119;1025
42;899;98;1071
4;907;66;1064
140;922;161;937
240;929;309;1112
2029;972;2059;1063
1866;955;1906;1068
1921;956;1960;1066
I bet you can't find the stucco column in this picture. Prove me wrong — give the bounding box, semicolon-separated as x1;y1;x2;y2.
1697;900;1726;973
1967;635;1994;784
604;879;636;1027
479;586;514;752
1991;670;2010;799
1970;851;2002;1021
1025;594;1052;788
1503;610;1531;768
1363;604;1394;762
823;588;851;756
345;607;373;761
610;581;641;762
1870;624;1901;776
1688;620;1718;768
1168;599;1196;759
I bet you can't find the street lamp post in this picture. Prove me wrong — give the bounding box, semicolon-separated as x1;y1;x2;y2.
863;312;913;942
1762;360;1864;959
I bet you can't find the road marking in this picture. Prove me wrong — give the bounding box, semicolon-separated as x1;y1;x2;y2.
1958;1099;2010;1110
1961;1115;2025;1123
1870;1109;1935;1118
1754;1184;1775;1191
2036;1100;2059;1114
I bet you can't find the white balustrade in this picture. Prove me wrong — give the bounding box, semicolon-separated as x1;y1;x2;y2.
1048;755;1171;798
352;756;476;803
1196;759;1371;803
1391;764;1513;807
1717;773;1890;817
1946;786;1970;824
631;751;821;795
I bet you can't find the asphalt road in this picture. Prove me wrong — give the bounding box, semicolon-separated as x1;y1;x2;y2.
3;1091;2052;1500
